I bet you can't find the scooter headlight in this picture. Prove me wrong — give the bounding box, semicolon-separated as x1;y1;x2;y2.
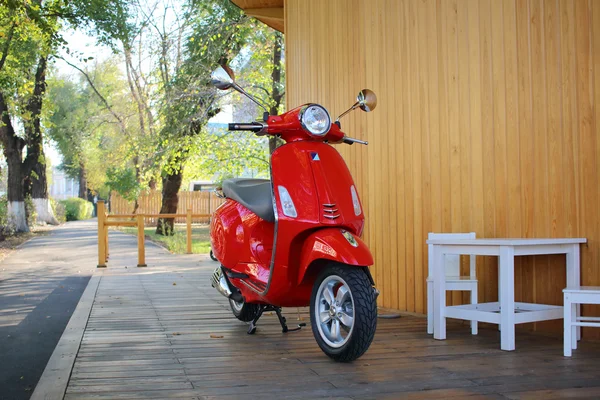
299;104;331;136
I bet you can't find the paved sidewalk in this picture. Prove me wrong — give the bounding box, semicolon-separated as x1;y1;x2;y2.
0;220;186;400
0;220;100;400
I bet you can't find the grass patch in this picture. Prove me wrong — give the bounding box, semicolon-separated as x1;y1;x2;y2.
119;224;211;255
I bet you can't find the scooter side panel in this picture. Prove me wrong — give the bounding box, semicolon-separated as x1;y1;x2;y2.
210;199;274;286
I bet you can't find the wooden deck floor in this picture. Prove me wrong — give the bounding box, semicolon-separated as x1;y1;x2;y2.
64;261;600;400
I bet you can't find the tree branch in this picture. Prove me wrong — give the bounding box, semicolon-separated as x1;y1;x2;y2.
57;56;129;136
0;20;16;73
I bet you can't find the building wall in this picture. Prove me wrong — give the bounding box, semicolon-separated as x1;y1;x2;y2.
49;167;79;200
285;0;600;335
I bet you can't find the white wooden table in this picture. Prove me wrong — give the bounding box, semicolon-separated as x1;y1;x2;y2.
427;238;587;351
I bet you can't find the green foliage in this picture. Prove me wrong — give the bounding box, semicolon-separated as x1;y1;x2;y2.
105;166;141;202
46;59;137;197
41;0;283;213
60;197;93;221
25;195;37;227
50;197;66;223
0;195;7;227
185;130;269;182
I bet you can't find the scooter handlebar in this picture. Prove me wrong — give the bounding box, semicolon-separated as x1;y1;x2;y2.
343;137;368;145
228;122;266;133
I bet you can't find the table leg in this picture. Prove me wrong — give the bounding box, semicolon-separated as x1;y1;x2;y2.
433;245;446;340
566;244;581;341
567;244;581;340
499;246;515;351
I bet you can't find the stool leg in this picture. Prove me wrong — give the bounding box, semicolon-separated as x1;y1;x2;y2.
470;284;478;335
564;295;572;357
427;280;433;335
571;302;577;350
576;303;581;341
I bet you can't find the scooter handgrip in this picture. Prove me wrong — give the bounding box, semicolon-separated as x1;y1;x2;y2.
228;123;264;132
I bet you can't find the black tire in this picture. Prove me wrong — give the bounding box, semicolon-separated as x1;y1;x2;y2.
210;250;218;262
310;264;377;362
229;298;261;322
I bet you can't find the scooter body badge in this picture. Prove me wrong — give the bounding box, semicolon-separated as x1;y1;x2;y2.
310;152;320;161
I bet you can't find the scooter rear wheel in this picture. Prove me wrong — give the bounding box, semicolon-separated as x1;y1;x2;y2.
229;298;261;322
310;263;377;362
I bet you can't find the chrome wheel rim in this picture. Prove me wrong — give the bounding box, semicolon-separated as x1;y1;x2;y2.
315;275;355;348
230;298;244;313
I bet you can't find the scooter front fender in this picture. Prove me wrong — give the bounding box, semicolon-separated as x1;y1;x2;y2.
297;228;373;285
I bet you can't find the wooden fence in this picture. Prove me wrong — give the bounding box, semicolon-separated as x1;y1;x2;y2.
97;200;213;268
109;190;225;224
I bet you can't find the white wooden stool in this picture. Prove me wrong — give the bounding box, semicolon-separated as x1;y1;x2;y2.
427;232;478;335
563;286;600;356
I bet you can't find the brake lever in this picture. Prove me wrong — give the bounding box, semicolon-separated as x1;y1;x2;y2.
343;137;368;145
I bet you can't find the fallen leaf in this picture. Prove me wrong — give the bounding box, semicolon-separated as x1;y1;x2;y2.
172;332;181;336
210;334;224;339
173;283;177;286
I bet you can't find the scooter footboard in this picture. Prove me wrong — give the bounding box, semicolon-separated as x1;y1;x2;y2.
297;228;374;285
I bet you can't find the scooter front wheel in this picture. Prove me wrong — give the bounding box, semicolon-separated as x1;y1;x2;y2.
310;264;377;362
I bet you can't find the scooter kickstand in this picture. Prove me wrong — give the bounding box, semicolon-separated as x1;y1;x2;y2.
247;306;266;335
274;308;306;333
274;307;288;333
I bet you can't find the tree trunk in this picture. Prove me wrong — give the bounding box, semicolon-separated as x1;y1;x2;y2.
155;169;183;236
23;57;58;225
78;166;87;199
0;92;28;232
269;32;284;154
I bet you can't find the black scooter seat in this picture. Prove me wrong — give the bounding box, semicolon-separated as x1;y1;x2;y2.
222;178;275;223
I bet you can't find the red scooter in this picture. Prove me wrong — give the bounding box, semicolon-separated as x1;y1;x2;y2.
209;65;379;362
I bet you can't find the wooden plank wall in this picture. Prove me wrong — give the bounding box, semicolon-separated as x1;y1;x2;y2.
285;0;600;336
110;191;224;224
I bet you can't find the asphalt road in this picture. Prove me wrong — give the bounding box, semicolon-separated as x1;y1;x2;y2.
0;221;97;400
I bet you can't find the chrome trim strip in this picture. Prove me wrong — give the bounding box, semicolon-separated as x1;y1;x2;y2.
323;209;339;213
245;152;282;298
262;171;278;296
323;214;341;219
240;279;266;293
322;203;336;207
